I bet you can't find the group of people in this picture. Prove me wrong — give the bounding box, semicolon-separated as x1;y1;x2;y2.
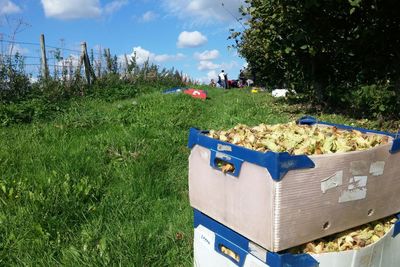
218;70;228;88
209;70;238;89
209;70;229;88
209;69;253;89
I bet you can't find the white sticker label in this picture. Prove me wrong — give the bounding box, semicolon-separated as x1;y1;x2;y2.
350;161;369;175
217;144;232;152
249;241;267;262
369;161;385;176
321;171;343;193
339;176;368;203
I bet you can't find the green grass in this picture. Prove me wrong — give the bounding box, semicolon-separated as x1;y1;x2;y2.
0;87;394;266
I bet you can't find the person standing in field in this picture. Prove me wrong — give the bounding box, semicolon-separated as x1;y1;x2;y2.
218;70;227;89
239;69;245;87
209;79;216;87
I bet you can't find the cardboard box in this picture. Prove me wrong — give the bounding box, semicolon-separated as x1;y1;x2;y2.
188;117;400;252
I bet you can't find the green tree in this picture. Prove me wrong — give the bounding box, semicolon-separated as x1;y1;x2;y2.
232;0;400;108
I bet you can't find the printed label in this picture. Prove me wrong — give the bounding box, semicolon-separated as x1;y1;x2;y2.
217;144;232;152
200;234;211;246
196;225;215;248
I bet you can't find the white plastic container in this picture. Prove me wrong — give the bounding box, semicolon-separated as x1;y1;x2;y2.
194;224;267;267
188;117;400;252
193;209;400;267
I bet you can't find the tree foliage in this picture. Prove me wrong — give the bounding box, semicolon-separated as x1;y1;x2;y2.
232;0;400;117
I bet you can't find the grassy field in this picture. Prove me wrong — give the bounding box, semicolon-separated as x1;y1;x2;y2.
0;86;391;266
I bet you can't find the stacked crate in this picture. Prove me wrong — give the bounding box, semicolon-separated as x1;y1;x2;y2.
188;117;400;266
193;210;400;267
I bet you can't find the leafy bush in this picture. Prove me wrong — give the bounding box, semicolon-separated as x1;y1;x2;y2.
0;98;67;126
0;47;190;126
351;84;399;119
0;53;31;102
89;74;139;101
0;61;188;125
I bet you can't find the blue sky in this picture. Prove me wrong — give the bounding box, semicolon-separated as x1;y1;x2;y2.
0;0;247;83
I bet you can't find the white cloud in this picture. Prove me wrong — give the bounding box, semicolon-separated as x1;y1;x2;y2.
177;31;207;48
207;70;218;80
127;46;185;65
41;0;101;19
163;0;245;24
54;54;81;80
154;53;185;63
198;60;220;71
104;0;128;15
0;0;21;15
194;49;220;61
29;76;39;83
41;0;127;19
140;11;157;22
57;54;80;68
131;47;152;65
8;44;29;55
197;70;218;84
221;60;239;71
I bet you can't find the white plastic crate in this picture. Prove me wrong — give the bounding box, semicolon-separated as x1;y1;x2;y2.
193;210;400;267
194;224;267;267
188;117;400;252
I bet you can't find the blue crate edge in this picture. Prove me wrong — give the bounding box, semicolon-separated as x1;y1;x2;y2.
194;209;318;267
393;213;400;238
187;127;315;181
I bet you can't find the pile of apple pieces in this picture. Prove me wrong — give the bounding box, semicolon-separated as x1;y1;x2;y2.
289;216;398;254
207;122;390;156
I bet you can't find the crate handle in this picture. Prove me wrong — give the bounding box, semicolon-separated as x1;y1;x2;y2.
210;150;243;177
214;235;246;266
219;244;240;263
297;116;318;125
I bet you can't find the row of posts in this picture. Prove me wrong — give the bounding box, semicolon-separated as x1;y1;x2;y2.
40;33;96;85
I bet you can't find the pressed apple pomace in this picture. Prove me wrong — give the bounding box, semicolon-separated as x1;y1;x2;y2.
206;122;390;155
288;216;398;254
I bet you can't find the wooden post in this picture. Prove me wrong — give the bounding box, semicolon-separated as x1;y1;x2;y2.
124;54;129;74
90;49;94;66
80;42;96;85
81;42;90;85
76;43;84;78
89;57;96;82
40;34;49;79
105;48;112;73
97;45;102;78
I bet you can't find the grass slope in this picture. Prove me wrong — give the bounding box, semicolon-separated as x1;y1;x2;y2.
0;87;386;266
